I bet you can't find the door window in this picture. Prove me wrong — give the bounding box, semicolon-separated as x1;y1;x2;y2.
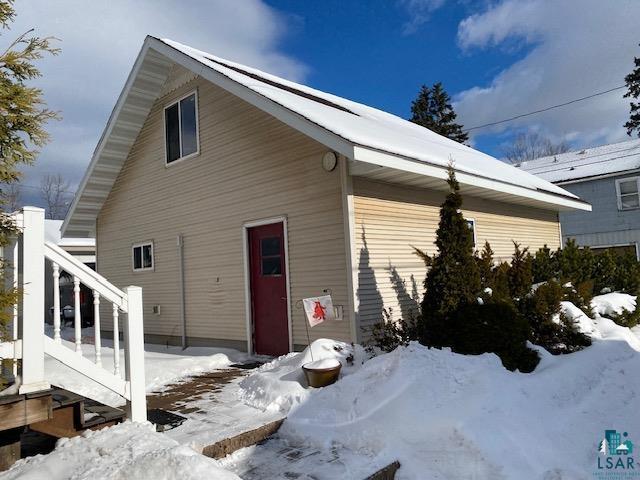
261;237;282;276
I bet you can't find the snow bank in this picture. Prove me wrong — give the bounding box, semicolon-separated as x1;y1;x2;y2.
277;321;640;479
2;422;239;480
591;292;637;317
239;339;367;414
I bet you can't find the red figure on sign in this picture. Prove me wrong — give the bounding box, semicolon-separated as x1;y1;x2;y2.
313;301;326;322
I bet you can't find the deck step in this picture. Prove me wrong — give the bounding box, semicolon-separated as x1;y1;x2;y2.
29;387;125;438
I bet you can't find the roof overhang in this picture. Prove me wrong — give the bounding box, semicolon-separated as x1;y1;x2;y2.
63;36;590;237
350;146;592;211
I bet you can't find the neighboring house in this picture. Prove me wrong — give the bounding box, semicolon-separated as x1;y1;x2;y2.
44;219;96;324
62;36;590;355
519;139;640;258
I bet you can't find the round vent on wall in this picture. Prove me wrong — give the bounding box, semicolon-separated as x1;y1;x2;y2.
322;151;338;172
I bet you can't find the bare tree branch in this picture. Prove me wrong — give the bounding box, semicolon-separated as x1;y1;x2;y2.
40;173;70;219
502;132;570;165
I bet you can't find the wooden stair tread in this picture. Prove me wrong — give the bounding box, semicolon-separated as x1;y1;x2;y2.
49;388;84;409
28;386;125;438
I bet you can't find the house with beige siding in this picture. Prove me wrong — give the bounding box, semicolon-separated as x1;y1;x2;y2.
62;36;590;356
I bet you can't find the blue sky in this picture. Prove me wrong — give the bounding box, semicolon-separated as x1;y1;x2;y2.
9;0;640;209
264;0;520;154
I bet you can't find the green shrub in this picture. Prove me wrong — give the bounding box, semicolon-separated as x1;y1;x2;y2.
593;250;617;294
609;307;640;328
556;239;594;285
563;280;594;318
490;262;512;303
519;281;591;354
447;301;540;373
368;308;420;353
476;241;495;290
508;243;533;299
532;245;558;283
613;252;640;295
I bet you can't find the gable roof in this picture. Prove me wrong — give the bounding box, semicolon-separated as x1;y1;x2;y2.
63;36;589;237
518;139;640;184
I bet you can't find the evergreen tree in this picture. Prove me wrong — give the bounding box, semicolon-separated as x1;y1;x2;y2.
421;166;480;325
532;244;558;283
624;44;640;137
593;250;617;294
0;1;58;340
477;241;495;290
410;82;469;144
508;242;533;300
556;239;593;285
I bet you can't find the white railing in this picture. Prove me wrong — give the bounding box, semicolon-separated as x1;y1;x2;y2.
0;207;146;422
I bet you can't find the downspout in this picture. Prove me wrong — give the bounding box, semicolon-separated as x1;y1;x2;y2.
177;234;187;349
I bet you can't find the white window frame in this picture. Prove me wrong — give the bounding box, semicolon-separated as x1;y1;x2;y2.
615;176;640;211
163;90;200;166
132;241;154;272
465;217;477;248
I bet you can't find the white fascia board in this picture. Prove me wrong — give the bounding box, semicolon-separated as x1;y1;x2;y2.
148;38;355;160
61;39;158;238
352;146;592;212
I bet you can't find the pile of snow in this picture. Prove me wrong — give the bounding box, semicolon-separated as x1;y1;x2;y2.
43;326;248;407
2;422;239;480
280;322;640;479
559;301;601;338
592;292;637;317
241;294;639;479
239;339;367;414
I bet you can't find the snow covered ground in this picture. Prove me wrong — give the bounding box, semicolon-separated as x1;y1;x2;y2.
2;422;239;480
41;325;250;406
229;294;640;479
4;294;640;479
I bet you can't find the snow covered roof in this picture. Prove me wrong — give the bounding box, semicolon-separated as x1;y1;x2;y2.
518;139;640;184
63;36;589;237
45;219;95;248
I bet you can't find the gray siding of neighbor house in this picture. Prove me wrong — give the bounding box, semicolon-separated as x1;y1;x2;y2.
559;173;640;255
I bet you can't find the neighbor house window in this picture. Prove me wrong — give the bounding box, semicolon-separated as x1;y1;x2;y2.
616;176;640;210
132;242;154;271
164;91;198;164
465;218;477;248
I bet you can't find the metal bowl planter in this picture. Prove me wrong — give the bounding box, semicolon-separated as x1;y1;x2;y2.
302;359;342;388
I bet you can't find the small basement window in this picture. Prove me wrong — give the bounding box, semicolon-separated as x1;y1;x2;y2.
164;91;199;164
616;176;640;210
132;242;154;271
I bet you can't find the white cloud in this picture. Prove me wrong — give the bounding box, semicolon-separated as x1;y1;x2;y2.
453;0;640;149
9;0;306;197
398;0;447;34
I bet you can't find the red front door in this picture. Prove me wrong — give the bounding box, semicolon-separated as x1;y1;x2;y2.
248;222;289;356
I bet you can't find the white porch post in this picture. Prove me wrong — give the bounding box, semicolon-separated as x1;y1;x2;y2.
19;207;50;394
123;286;146;422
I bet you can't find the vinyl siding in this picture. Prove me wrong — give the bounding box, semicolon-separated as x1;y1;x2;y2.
352;178;561;339
558;174;640;254
96;69;351;348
